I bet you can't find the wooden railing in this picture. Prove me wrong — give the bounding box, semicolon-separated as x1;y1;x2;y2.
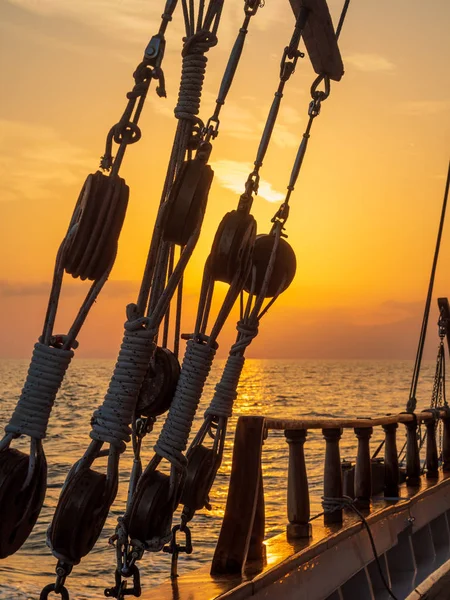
211;410;450;575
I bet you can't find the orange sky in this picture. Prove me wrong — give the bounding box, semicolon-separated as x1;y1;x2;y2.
0;0;449;359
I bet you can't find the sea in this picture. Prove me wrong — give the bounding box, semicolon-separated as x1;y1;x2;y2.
0;358;439;599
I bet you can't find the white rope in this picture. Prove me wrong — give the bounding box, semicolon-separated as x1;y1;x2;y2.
205;320;258;419
90;305;157;448
5;343;74;440
154;339;216;469
205;355;244;419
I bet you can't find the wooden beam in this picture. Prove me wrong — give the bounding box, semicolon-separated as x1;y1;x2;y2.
211;416;265;575
289;0;344;81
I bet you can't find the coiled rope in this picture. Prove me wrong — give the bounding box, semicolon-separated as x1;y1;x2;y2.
90;305;157;449
5;343;74;440
154;340;216;469
205;321;258;419
174;31;217;124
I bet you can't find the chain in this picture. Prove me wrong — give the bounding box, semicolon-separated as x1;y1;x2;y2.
100;0;178;175
105;417;153;597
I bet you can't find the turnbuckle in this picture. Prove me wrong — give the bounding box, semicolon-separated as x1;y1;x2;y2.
104;565;141;598
163;523;193;579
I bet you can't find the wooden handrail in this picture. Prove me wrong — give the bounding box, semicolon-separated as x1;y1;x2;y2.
264;409;450;431
212;410;450;575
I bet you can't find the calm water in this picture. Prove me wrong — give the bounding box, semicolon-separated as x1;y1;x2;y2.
0;358;437;599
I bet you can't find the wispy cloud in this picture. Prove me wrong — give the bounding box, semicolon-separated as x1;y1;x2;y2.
0;279;138;297
212;159;284;203
7;0;168;40
399;100;450;117
0;120;93;202
345;53;395;73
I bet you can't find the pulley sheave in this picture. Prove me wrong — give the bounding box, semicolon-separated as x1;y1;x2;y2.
127;470;172;547
163;144;214;247
137;347;180;418
209;210;257;285
180;444;219;512
0;446;46;559
64;172;129;281
245;234;296;298
49;466;113;564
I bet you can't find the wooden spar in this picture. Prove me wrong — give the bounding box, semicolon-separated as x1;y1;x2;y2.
288;0;344;81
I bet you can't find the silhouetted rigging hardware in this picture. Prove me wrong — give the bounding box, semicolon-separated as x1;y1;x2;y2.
0;0;178;562
176;0;350;565
41;0;264;597
116;0;348;586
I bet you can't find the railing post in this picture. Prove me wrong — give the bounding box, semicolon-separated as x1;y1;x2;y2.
285;429;311;539
322;428;343;524
383;422;399;497
354;426;373;508
443;414;450;472
211;416;265;575
405;418;421;487
422;412;439;478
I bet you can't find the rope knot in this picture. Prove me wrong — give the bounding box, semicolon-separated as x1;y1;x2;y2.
182;31;218;57
236;320;259;340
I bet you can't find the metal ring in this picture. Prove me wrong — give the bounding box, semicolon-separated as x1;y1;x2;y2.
39;583;69;600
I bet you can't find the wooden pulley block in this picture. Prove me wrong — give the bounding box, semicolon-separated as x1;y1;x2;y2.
0;448;47;558
209;210;257;284
136;347;180;418
163;159;214;246
63;172;129;281
127;470;172;543
49;467;111;564
180;445;219;512
244;234;297;298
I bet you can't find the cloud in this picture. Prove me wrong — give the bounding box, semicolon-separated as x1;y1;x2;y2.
399;100;450;117
345;53;395;72
6;0;170;39
0;120;93;202
212;159;285;203
0;279;138;298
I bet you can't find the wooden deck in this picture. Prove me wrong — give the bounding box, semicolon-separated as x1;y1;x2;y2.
142;474;450;599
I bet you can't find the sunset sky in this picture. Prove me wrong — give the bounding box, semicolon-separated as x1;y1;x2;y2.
0;0;449;359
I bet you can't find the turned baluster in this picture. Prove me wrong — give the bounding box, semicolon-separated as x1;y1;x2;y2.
405;418;421;486
443;415;450;472
383;422;399;497
422;412;439;478
354;426;373;508
322;428;343;524
285;429;311;539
